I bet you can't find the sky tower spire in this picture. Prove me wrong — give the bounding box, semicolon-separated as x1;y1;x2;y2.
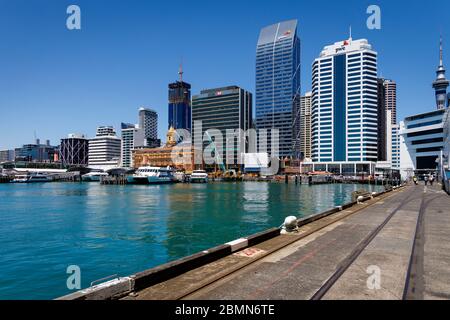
432;35;449;110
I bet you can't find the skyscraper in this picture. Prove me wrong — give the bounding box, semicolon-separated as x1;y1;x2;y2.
433;37;449;110
120;123;138;168
192;86;252;168
168;65;191;132
121;108;159;168
384;79;397;124
312;37;378;163
255;19;301;158
136;107;158;146
300;92;312;160
377;78;397;161
377;78;387;161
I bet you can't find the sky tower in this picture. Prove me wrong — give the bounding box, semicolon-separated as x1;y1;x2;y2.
432;36;449;110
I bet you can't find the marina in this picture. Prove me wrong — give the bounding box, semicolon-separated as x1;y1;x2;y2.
0;181;384;299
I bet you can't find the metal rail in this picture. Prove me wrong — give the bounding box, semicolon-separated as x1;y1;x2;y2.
403;192;441;300
173;188;403;300
310;187;417;300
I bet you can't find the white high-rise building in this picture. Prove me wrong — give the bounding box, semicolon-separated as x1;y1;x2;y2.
120;108;159;168
385;110;400;169
88;126;121;170
300;92;312;160
120;123;139;168
312;37;378;163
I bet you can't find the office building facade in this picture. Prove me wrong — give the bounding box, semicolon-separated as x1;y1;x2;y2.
121;123;138;168
377;78;387;161
300;92;312;160
442;108;450;192
136;108;158;143
384;79;397;124
0;150;15;163
88;126;121;170
60;134;89;166
391;123;401;169
192;86;252;168
311;38;378;163
121;108;159;168
15;139;58;163
399;109;445;176
255;19;301;158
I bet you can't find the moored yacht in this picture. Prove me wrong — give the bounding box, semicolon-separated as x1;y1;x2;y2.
189;170;208;183
82;172;109;182
12;172;53;183
127;166;175;184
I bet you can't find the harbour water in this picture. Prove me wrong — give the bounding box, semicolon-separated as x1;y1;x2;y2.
0;182;384;299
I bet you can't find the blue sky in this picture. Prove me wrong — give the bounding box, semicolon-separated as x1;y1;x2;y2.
0;0;449;150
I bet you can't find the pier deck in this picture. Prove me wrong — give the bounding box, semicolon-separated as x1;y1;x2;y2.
124;184;450;300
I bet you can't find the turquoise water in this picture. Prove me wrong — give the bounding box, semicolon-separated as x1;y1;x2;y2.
0;182;383;299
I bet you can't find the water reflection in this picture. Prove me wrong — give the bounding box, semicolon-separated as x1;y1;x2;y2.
0;182;384;299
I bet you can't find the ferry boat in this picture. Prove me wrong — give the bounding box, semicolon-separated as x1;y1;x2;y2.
12;172;53;183
189;170;208;183
127;166;175;185
82;172;109;182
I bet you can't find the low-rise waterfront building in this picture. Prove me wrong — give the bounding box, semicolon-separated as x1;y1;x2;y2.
15;139;59;163
300;161;377;176
399;109;445;178
133;127;200;172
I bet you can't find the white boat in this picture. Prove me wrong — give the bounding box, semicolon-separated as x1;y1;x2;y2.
127;166;175;184
82;172;108;182
11;174;29;183
173;171;186;183
12;172;52;183
190;170;208;183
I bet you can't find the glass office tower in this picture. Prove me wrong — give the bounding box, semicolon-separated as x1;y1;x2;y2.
255;20;301;158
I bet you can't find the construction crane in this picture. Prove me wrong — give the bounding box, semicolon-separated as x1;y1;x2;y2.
204;131;226;173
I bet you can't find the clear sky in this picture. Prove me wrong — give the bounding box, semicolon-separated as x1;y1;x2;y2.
0;0;449;150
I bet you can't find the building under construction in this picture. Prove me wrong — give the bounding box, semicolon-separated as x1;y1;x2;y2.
60;134;89;167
